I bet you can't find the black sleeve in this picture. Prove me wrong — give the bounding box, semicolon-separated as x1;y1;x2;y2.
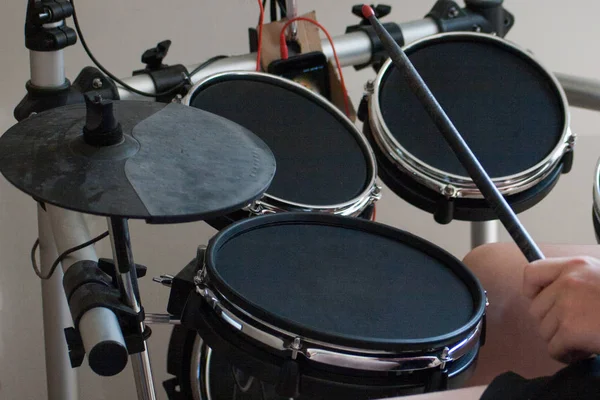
481;356;600;400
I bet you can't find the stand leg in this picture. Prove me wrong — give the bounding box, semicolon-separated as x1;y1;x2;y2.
470;220;499;249
108;218;156;400
38;204;78;400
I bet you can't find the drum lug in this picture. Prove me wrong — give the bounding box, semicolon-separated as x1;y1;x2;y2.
424;347;450;393
442;184;458;198
196;285;219;309
171;94;183;104
357;95;370;122
439;347;450;369
434;185;458;224
561;134;577;174
247;201;263;215
288;337;304;360
276;359;301;398
247;200;276;216
193;266;208;292
370;184;383;201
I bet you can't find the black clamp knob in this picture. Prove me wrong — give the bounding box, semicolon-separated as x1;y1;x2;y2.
464;0;504;9
352;4;391;24
83;92;123;147
140;40;172;71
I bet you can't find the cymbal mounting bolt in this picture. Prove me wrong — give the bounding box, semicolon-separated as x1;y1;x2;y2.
448;7;459;18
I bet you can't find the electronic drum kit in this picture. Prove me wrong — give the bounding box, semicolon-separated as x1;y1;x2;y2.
0;19;589;400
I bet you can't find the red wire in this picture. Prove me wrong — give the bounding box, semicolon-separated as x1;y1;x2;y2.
256;0;265;71
278;17;351;118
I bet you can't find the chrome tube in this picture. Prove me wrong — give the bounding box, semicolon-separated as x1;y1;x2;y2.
38;205;78;400
118;18;441;100
286;0;298;40
144;313;181;325
470;221;500;249
30;50;66;88
46;205;128;376
30;17;74;398
555;73;600;112
29;21;66;88
107;218;157;400
400;18;439;45
113;19;600;114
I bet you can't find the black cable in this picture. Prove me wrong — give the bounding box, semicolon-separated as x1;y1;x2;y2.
269;0;276;22
70;0;227;98
31;231;109;280
277;0;287;17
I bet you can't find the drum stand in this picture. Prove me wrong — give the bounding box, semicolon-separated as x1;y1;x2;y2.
17;1;600;399
471;221;499;248
107;218;157;400
22;2;157;399
29;7;80;397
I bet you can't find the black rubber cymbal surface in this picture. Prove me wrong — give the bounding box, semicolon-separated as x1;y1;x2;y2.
0;101;276;223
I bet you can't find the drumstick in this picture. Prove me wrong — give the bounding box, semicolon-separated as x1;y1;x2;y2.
361;5;545;262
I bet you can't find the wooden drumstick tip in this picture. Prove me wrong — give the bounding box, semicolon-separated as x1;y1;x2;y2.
362;4;375;18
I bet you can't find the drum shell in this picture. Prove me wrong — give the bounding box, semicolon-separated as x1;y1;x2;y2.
180;213;486;398
181;292;483;400
363;32;575;223
362;120;566;222
181;72;381;228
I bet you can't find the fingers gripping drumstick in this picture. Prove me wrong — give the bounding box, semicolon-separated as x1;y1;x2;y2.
361;5;544;262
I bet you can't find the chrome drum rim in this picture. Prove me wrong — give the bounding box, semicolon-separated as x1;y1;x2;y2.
182;71;381;216
368;32;575;200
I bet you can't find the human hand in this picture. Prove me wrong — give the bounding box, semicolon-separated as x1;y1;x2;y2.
523;256;600;363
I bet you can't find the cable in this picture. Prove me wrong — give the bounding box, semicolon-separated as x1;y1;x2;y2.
256;0;265;71
268;0;276;22
277;0;287;15
31;231;109;280
70;0;226;98
278;17;351;117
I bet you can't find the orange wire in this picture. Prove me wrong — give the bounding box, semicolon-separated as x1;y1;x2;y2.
372;204;377;221
278;17;351;118
256;0;265;71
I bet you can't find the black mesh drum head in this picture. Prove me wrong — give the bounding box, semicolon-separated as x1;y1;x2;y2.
205;213;485;351
186;73;373;207
377;33;566;178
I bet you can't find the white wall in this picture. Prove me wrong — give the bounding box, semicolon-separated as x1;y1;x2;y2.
1;1;600;399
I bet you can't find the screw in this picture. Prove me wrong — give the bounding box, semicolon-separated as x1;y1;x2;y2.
290;337;302;360
92;78;103;89
291;337;302;350
473;24;482;32
152;274;174;287
448;7;459;18
364;80;375;93
194;272;205;286
93;94;103;103
443;185;457;198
